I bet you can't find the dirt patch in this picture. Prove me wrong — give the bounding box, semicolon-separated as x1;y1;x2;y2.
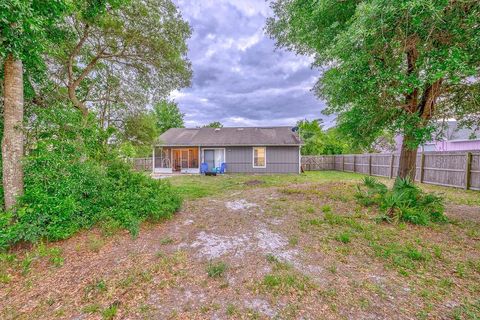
244;179;264;186
225;199;258;211
446;204;480;223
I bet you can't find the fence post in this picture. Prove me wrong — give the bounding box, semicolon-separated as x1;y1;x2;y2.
389;154;394;179
368;155;372;176
342;156;345;171
465;152;472;190
353;155;356;173
419;153;425;183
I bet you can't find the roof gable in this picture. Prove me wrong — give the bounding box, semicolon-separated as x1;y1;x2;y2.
157;127;302;146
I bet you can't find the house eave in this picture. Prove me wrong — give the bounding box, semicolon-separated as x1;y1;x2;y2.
155;144;303;147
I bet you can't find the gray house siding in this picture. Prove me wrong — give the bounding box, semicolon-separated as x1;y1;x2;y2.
200;146;300;174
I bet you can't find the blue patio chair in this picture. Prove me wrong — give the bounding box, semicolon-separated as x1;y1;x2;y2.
219;163;227;174
200;162;208;174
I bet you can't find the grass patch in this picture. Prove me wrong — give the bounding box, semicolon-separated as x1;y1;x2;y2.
87;235;104;253
321;205;332;213
258;258;314;296
206;261;228;278
451;300;480;320
226;303;238;316
370;242;430;274
102;302;119;320
335;232;352;244
160;237;174;245
288;235;299;246
82;304;101;314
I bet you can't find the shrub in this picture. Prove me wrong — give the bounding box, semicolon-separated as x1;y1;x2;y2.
0;106;181;249
355;177;447;225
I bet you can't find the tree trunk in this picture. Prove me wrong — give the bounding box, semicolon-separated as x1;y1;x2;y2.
397;133;417;181
2;54;24;210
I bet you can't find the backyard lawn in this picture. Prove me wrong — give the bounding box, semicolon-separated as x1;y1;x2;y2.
1;172;479;319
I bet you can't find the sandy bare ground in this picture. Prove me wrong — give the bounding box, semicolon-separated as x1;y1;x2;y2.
0;182;479;319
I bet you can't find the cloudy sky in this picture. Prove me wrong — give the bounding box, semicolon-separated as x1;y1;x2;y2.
172;0;334;128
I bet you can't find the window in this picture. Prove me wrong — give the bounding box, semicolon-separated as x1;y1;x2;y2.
253;147;266;168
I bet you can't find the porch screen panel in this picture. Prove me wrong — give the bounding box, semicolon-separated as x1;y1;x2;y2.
154;147;171;169
189;148;199;168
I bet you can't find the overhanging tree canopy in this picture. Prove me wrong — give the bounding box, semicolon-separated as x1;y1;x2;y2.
267;0;480;179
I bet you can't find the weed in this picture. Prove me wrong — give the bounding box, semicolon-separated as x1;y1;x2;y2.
102;301;120;320
327;264;337;274
266;254;279;264
226;304;238;316
288;236;299;246
160;237;174;245
259;269;314;296
21;255;34;275
85;279;107;296
321;205;332;213
82;304;101;314
335;232;351;244
456;263;466;278
87;235;104;253
0;273;11;283
451;300;480;320
432;245;443;259
99;219;122;237
206;261;227;278
359;297;370;309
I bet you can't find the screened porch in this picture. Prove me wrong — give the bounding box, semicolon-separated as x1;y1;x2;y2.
153;147;199;174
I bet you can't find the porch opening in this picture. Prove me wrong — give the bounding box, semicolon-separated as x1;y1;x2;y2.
154;147;199;173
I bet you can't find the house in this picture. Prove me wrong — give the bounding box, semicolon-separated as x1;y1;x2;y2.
153;126;302;174
393;121;480;152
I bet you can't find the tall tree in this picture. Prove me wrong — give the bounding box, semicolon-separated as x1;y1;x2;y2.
0;0;69;209
297;119;359;155
153;100;185;134
52;0;192;119
267;0;480;180
121;112;159;156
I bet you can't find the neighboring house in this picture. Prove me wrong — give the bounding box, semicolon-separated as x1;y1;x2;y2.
393;121;480;152
153;126;302;174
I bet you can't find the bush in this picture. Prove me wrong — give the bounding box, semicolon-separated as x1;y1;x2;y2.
0;106;181;249
355;177;447;225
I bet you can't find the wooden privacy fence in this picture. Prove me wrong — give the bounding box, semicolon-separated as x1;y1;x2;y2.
302;151;480;190
128;157;152;172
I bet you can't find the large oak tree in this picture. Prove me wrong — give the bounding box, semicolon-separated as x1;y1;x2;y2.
267;0;480;180
51;0;192;123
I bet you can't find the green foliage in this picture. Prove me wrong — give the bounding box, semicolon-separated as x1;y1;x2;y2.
121;112;159;157
153;100;185;134
297;119;359;155
0;106;181;249
355;177;446;225
203;121;223;128
267;0;480;149
54;0;192;114
0;0;70;66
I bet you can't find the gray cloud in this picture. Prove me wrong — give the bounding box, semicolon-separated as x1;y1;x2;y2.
173;0;333;128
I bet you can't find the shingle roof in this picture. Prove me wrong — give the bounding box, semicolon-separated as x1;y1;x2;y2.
157;127;302;146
